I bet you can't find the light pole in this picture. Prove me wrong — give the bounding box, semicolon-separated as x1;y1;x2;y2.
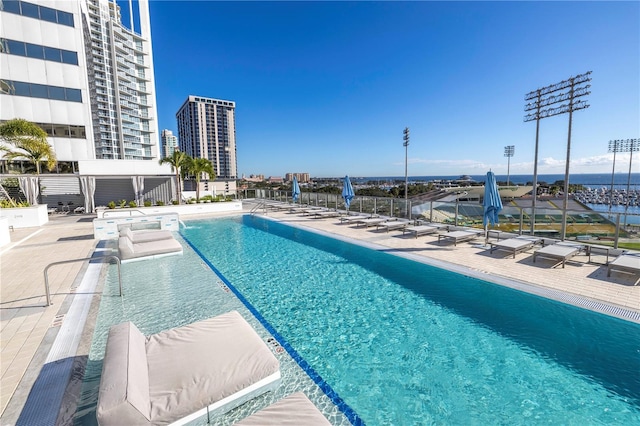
504;145;515;186
609;138;640;228
403;127;410;218
524;71;592;240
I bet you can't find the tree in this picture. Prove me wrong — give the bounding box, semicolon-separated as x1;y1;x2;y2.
159;150;189;204
187;157;215;202
0;118;56;174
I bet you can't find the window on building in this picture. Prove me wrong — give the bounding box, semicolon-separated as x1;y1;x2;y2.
39;5;57;22
25;43;44;59
20;1;39;19
2;1;21;14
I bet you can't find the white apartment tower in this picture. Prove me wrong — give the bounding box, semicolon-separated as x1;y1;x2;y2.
83;0;159;160
1;0;95;167
1;0;159;163
176;95;237;180
161;129;178;158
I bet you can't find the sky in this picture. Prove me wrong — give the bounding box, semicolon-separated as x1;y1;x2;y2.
147;1;639;178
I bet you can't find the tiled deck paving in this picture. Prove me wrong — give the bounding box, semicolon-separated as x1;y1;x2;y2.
0;205;638;422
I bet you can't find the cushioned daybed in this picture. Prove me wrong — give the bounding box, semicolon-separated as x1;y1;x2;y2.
118;231;183;263
97;311;281;426
236;392;331;426
121;227;174;243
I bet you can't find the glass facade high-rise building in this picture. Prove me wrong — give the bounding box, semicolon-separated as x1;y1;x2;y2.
161;129;178;158
83;0;159;160
176;96;237;180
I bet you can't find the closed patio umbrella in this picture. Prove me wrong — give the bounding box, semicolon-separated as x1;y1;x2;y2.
483;171;503;244
292;176;301;204
342;175;354;212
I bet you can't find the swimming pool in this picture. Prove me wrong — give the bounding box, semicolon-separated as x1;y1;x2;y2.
179;215;640;425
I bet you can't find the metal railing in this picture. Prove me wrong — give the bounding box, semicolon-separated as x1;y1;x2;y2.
245;189;640;249
43;255;122;306
102;209;147;217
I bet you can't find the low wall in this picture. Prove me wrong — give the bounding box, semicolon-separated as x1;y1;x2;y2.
0;205;49;229
93;212;180;240
95;201;242;219
0;217;10;248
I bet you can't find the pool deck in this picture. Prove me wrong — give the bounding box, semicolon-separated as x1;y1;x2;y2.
1;207;639;422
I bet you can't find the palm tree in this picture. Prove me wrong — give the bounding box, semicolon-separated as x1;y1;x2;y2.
159;150;189;204
0;118;56;174
187;157;215;202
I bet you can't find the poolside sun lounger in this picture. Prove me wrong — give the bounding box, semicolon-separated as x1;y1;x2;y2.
532;243;583;268
311;210;341;219
490;237;540;258
339;214;369;224
607;253;640;279
97;311;281;426
438;230;479;246
402;225;439;238
357;217;389;228
235;392;331;426
376;220;411;232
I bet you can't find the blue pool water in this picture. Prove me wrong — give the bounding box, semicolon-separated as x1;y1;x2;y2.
180;215;640;425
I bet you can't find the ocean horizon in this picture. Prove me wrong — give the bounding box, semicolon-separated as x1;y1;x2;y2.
344;173;639;188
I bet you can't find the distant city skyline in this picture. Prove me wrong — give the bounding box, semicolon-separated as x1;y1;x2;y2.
148;1;639;178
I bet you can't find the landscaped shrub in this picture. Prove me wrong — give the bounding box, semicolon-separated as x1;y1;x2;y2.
171;200;179;205
118;199;127;208
107;201;116;209
143;200;152;207
128;201;137;208
0;199;30;208
156;200;165;206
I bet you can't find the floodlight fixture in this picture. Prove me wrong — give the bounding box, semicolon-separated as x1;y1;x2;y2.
608;139;640;225
524;71;592;240
403;127;410;217
504;145;515;186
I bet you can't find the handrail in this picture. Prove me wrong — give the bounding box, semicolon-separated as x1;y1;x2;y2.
102;209;147;218
43;255;122;306
250;200;266;215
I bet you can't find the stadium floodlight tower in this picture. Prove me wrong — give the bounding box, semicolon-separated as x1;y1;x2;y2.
504;145;515;186
403;127;410;218
524;71;592;240
608;138;640;227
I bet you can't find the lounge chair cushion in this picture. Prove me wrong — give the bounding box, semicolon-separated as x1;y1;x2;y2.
98;311;280;425
97;322;151;424
236;392;331;425
124;227;173;243
146;311;280;423
118;236;182;260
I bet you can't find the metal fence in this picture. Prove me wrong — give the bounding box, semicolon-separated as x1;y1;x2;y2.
242;189;640;249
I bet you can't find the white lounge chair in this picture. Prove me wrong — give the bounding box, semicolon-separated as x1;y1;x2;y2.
402;225;439;238
438;230;479;246
357;217;389;228
532;243;583;268
376;220;411;232
97;311;281;426
235;392;331;426
490;237;540;258
607;253;640;279
339;214;369;224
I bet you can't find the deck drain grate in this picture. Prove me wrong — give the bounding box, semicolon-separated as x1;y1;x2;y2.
51;314;65;328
